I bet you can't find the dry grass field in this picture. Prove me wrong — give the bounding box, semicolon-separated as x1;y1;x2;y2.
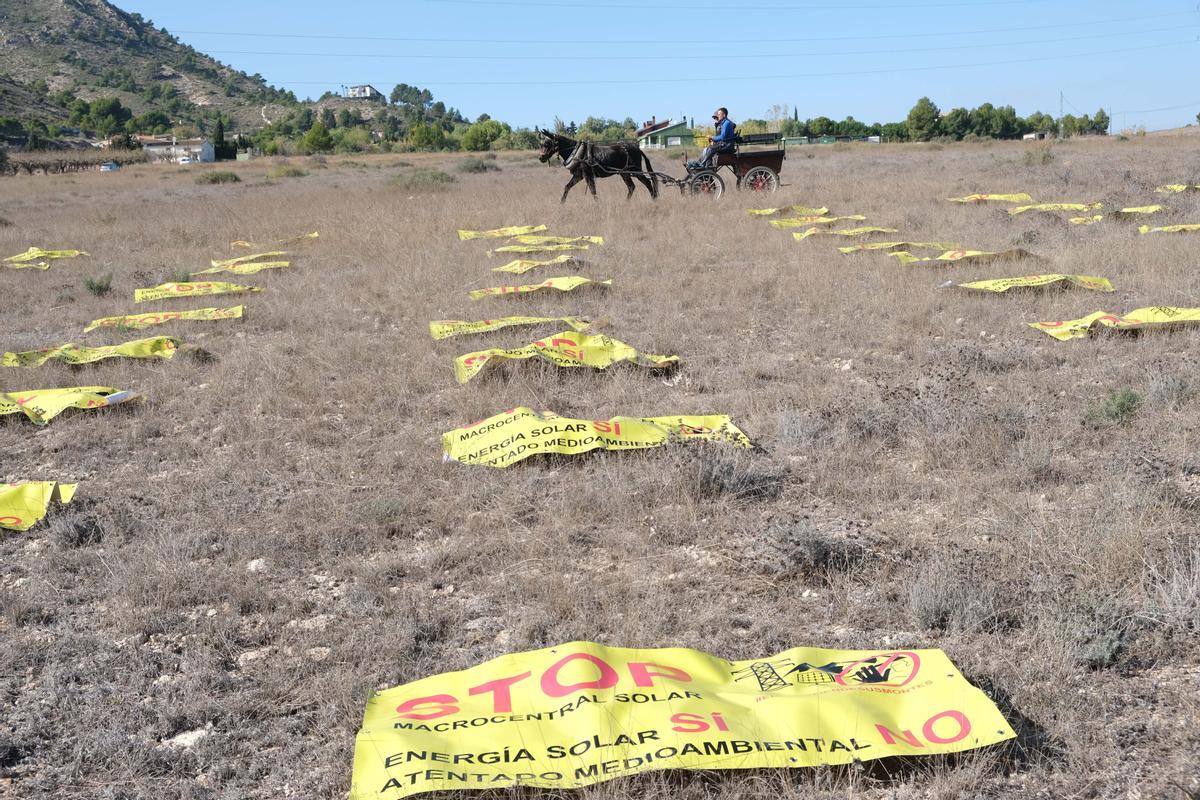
2;137;1199;800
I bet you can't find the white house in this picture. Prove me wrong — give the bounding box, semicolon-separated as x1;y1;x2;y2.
137;136;215;163
347;84;384;101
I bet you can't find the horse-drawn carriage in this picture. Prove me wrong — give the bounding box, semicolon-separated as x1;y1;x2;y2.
538;128;785;202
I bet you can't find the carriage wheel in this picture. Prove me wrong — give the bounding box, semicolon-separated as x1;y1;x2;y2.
739;166;779;193
688;171;724;199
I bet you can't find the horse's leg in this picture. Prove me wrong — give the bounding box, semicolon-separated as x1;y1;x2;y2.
561;172;582;203
584;170;598;199
633;173;656;198
621;174;636;200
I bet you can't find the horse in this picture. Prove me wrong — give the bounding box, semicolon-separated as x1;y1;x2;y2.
537;129;659;203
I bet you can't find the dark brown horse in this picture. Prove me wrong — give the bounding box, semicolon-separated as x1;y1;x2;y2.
537;129;658;203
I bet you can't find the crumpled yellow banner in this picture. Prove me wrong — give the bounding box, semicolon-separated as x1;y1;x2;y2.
1138;223;1200;235
769;215;866;229
794;227;898;241
1115;205;1163;216
192;261;290;276
890;248;1032;266
839;241;961;253
0;386;138;425
492;243;591;255
443;408;751;468
950;274;1114;293
135;281;262;303
430;316;591;340
350;641;1015;800
947;193;1034;204
84;306;244;332
0;482;77;532
3;336;179;367
492;254;581;274
456;331;677;384
4;247;90;264
209;251;287;268
1154;184;1200;194
747;206;829;216
458;224;547;241
470;276;611;301
1008;202;1102;215
232;231;318;248
509;235;604;246
1068;215;1103;225
1030;307;1200;341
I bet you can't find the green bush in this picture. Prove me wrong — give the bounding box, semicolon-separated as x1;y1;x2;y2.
268;164;307;178
389;169;456;192
1085;388;1142;429
194;171;240;184
83;273;113;297
457;157;501;174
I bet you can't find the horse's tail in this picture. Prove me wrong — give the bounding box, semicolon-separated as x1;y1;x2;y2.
640;150;659;198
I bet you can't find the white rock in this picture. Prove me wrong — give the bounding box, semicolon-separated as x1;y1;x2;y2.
246;558;268;574
237;647;273;667
164;726;210;750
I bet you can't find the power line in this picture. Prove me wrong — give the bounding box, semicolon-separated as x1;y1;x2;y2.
424;0;1053;9
171;10;1195;46
201;24;1199;62
1116;99;1200;114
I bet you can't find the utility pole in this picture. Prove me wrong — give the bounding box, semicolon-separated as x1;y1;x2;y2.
1058;90;1064;140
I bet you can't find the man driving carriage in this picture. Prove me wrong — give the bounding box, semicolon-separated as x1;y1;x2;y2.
686;107;736;170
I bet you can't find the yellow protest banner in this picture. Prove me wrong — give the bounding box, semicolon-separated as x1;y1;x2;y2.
232;231;318;248
839;241;961;253
191;261;290;276
350;640;1015;800
509;235;604;246
492;255;581;275
1114;205;1163;216
2;336;179;367
952;274;1114;293
890;248;1032;266
4;247;89;263
1029;307;1200;341
209;251;287;268
492;243;591;255
430;317;591;340
746;206;829;216
793;227;899;241
456;331;677;384
470;276;611;301
458;225;548;241
947;192;1034;204
3;260;50;270
134;281;262;303
83;306;244;333
1068;215;1103;225
0;386;138;425
1138;223;1200;235
0;482;77;532
768;215;866;229
1153;184;1200;194
1008;202;1102;215
443;408;751;468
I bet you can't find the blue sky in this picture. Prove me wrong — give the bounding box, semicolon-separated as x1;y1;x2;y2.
119;0;1200;131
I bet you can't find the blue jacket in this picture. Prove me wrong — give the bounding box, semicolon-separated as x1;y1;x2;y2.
712;118;736;144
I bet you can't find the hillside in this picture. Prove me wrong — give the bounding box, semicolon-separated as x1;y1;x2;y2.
0;0;298;134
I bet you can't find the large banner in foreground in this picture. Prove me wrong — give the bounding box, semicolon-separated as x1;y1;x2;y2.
351;641;1015;799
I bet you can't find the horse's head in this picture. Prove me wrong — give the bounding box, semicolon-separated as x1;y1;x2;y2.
536;129;561;163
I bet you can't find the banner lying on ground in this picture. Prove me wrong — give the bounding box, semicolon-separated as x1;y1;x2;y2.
890;249;1032;266
769;215;866;229
431;317;592;340
1029;307;1200;341
192;261;290;276
134;281;262;303
950;274;1113;293
2;336;179;367
455;331;677;384
947;193;1033;204
508;235;604;246
4;247;89;263
746;206;828;216
1008;202;1102;215
1154;184;1200;194
84;306;244;332
794;227;898;241
470;276;611;301
0;482;77;532
459;225;547;241
492;255;581;275
839;241;960;254
350;640;1015;800
1068;215;1103;226
1138;223;1200;235
442;408;750;468
209;251;287;268
492;244;591;255
1114;205;1164;216
232;231;318;248
0;386;138;425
